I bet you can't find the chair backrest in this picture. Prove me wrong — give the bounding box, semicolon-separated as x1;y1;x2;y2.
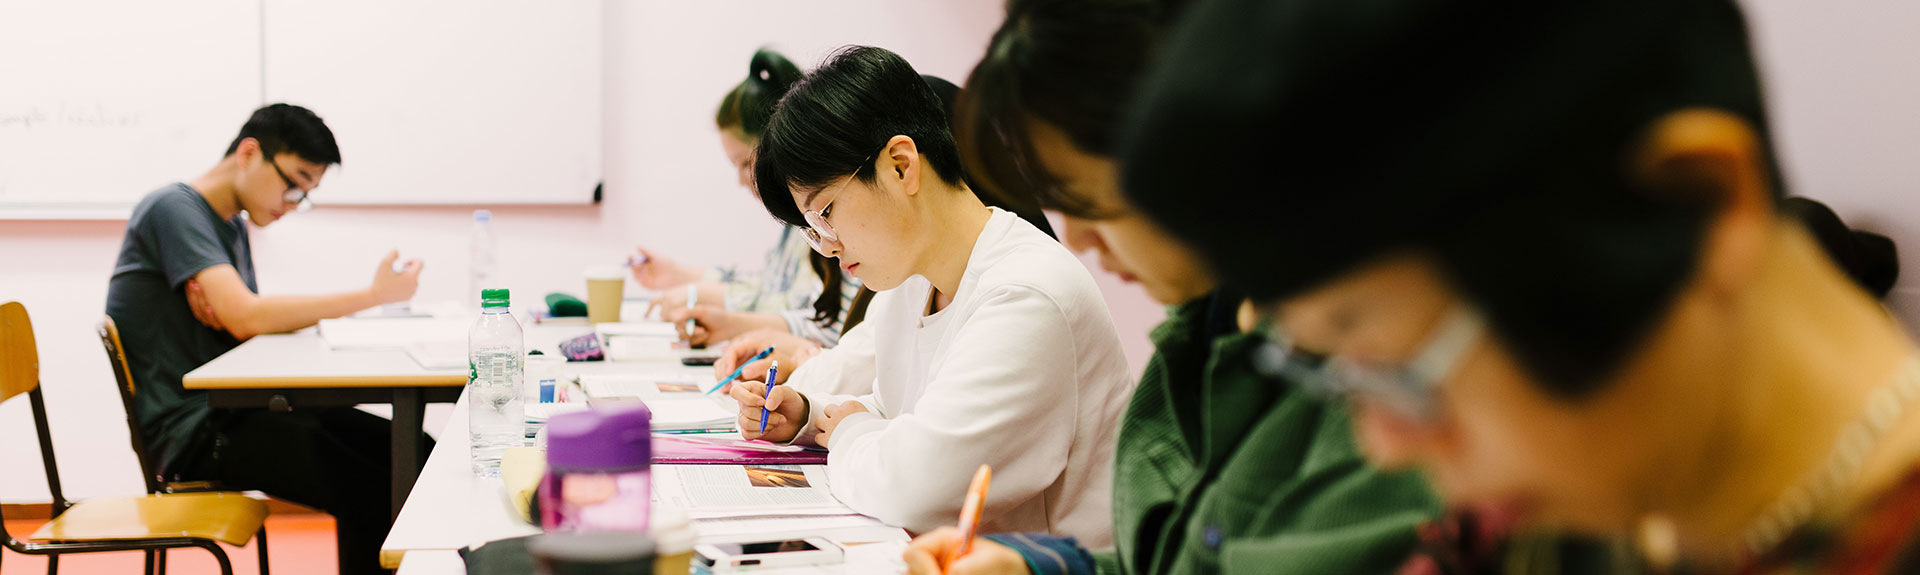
1;302;39;403
99;315;166;494
0;302;70;514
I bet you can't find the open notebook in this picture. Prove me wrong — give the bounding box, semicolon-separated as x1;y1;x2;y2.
652;464;852;519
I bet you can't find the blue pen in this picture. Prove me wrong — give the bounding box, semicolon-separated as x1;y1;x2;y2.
759;361;779;435
706;346;776;394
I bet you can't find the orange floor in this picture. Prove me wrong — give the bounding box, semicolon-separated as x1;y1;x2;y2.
1;514;338;574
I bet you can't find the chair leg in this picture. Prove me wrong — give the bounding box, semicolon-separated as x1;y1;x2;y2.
45;552;57;575
156;548;167;575
145;549;156;575
255;527;270;575
194;541;234;575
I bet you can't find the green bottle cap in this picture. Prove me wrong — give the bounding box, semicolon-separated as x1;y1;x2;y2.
481;288;510;308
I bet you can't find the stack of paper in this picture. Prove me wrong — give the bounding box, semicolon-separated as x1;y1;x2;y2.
594;321;678;339
652;465;853;520
578;374;707;400
641;398;737;432
522;402;591;422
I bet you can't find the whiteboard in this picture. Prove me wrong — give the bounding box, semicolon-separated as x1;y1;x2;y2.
0;0;262;219
262;0;601;206
0;0;601;219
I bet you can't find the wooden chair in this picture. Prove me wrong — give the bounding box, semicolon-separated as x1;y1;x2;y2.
99;314;275;574
1;302;269;575
98;316;222;494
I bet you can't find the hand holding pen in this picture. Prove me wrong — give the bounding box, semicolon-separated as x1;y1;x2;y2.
731;367;806;443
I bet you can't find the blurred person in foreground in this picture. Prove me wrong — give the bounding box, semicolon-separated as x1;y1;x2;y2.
1114;0;1920;573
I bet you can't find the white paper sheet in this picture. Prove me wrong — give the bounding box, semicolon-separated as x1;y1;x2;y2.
653;465;851;519
595;321;679;338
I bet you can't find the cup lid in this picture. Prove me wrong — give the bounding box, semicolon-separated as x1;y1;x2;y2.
528;532;655;566
546;403;652;471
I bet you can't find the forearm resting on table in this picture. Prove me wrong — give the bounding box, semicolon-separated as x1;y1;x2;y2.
737;312;791;335
196;266;383;339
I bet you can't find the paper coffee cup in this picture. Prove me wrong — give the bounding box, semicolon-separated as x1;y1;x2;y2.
584;267;626;324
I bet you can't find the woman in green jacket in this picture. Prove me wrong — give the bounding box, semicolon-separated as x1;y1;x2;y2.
905;1;1442;573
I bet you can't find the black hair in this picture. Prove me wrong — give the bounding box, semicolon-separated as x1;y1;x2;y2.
710;49;858;325
1784;197;1900;299
1120;0;1780;398
753;46;967;229
715;49;804;138
223;103;341;165
957;0;1180;219
923;73;1060;239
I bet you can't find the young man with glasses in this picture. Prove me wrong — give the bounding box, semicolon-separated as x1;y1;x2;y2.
105;103;423;575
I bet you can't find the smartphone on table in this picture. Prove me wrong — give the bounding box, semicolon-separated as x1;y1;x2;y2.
694;537;842;571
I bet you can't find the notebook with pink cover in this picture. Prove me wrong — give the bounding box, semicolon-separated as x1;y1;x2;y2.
651;435;828;465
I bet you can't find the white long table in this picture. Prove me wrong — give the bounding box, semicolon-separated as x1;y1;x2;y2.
379;323;711;568
184;332;468;518
381;323;913;574
378;325;917;575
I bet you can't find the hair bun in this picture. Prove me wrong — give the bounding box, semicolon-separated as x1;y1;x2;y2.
748;49;798;96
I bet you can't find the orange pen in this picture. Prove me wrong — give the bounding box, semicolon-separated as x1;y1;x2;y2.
945;464;994;573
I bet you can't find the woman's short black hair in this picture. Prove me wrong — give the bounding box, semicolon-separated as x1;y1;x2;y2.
957;0;1180;219
753;46;967;228
1120;0;1782;398
715;49;803;138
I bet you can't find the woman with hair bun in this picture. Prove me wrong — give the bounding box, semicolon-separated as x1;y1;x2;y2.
634;49;865;353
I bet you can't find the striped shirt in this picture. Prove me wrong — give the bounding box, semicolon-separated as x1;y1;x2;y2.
709;226;862;346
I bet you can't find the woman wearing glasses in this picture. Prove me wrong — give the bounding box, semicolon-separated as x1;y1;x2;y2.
629;49;864;350
727;45;1134;545
1120;0;1920;573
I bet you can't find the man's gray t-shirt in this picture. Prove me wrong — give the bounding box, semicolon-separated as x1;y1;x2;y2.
105;183;257;478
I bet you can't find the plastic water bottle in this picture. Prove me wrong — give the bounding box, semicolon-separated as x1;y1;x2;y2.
469;288;524;477
470;209;496;309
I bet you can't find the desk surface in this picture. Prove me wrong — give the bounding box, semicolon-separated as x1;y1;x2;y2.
381;389;543;564
380;324;716;564
374;321;914;573
183;332;467;389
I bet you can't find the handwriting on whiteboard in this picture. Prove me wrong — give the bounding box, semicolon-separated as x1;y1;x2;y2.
0;104;143;130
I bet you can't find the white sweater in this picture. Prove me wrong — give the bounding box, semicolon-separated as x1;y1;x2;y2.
784;208;1134;546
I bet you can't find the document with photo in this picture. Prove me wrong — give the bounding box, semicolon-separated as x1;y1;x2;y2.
652;464;851;518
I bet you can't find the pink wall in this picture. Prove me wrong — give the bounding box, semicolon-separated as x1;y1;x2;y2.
0;1;1165;502
1742;0;1920;320
6;0;1911;505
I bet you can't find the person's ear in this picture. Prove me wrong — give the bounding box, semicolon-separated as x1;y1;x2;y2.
883;135;921;197
235;137;263;164
1631;108;1774;298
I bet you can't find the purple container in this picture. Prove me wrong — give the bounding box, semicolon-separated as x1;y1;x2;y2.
540;403;653;533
